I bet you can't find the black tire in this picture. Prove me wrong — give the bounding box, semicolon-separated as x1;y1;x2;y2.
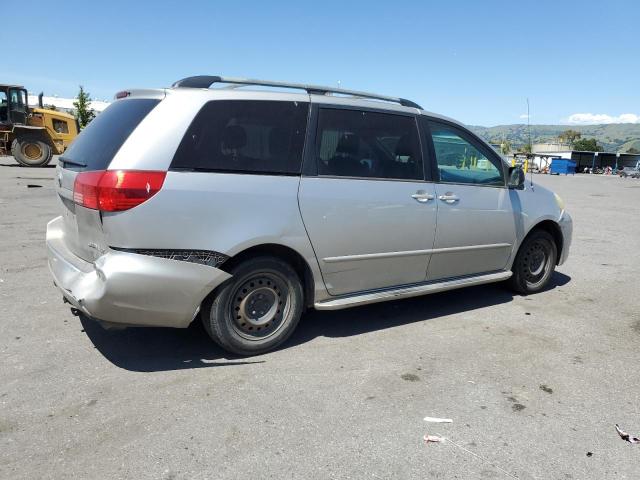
508;230;557;294
202;256;304;356
11;135;53;167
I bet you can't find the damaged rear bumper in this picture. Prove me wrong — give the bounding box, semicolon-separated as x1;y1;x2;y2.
46;216;231;328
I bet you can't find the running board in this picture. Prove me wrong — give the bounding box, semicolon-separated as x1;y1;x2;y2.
314;271;512;311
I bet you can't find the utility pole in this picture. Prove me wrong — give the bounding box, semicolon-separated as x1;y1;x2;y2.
527;98;532;153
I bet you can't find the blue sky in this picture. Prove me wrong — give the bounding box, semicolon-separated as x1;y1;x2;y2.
4;0;639;126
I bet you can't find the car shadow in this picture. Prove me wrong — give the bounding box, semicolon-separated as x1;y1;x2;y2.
81;272;571;372
80;315;265;372
286;271;571;348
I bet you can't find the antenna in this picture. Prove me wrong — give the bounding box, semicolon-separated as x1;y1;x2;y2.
526;98;531;149
527;98;534;188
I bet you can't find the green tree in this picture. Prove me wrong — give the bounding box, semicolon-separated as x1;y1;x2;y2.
499;139;512;155
627;147;640;154
73;85;96;129
573;138;603;152
521;142;532;153
558;129;581;146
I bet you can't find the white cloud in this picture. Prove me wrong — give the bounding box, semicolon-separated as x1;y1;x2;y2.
519;114;530;119
566;113;640;125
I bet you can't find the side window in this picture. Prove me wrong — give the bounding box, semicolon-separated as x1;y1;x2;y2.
0;92;7;122
8;89;26;110
429;122;504;186
172;100;309;174
52;118;69;134
316;109;423;180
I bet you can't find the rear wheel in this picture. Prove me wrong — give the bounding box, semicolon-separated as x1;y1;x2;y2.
508;230;557;294
11;135;53;167
203;256;304;356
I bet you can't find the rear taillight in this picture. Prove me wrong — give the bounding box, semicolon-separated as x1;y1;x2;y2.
73;170;166;212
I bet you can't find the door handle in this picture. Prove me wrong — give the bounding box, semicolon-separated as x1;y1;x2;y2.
438;192;460;204
411;190;435;203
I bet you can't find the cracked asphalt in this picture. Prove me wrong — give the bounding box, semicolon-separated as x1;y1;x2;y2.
1;156;639;479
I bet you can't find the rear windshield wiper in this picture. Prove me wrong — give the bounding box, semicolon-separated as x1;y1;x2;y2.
59;157;87;167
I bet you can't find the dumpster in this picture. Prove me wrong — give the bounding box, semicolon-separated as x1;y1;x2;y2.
550;159;576;175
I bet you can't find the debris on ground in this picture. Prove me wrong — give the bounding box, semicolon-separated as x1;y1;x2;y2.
424;416;453;423
423;416;451;445
615;424;640;444
423;434;444;443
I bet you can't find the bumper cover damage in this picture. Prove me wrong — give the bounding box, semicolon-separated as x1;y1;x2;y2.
46;216;231;328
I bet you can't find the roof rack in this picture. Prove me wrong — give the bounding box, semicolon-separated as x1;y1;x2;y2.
171;75;423;109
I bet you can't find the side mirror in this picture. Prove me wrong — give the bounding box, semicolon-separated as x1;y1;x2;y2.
508;166;525;190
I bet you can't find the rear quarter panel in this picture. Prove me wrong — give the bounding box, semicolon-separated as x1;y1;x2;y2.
101;172;329;301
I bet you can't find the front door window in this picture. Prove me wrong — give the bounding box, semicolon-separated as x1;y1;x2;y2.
430;122;504;186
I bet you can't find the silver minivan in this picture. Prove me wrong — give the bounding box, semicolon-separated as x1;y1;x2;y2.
46;76;572;355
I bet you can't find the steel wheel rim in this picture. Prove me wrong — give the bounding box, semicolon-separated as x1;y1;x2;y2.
23;143;42;160
229;272;290;341
522;240;551;285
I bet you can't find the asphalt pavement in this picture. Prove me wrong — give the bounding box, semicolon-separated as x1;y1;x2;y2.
1;156;639;479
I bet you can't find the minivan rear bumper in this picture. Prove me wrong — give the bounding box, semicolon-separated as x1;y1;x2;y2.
46;216;231;328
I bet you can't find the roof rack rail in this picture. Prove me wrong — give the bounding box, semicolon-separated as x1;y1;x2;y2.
171;75;423;110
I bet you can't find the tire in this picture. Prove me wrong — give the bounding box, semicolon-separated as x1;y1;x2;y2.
508;230;557;295
11;135;53;167
202;256;304;356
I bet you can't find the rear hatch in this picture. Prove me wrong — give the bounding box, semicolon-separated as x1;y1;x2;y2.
56;97;161;262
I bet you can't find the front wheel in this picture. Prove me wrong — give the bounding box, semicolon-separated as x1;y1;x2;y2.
202;256;304;356
508;230;557;294
11;135;53;167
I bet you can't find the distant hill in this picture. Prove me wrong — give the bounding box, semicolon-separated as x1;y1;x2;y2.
468;123;640;153
617;138;640;153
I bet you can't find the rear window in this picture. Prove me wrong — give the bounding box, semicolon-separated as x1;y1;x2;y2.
60;98;160;171
171;100;309;174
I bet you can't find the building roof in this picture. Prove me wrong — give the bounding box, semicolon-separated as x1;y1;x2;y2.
27;95;110;112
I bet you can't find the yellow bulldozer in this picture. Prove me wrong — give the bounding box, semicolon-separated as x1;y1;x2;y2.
0;84;79;167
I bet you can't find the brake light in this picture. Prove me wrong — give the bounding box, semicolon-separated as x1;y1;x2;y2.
73;170;166;212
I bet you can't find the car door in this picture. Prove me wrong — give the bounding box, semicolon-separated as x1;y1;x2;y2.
424;119;517;281
298;106;437;296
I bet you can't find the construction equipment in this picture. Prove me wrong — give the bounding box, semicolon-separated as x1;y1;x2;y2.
0;84;79;167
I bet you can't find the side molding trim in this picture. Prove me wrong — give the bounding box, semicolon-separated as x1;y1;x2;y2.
322;243;512;264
